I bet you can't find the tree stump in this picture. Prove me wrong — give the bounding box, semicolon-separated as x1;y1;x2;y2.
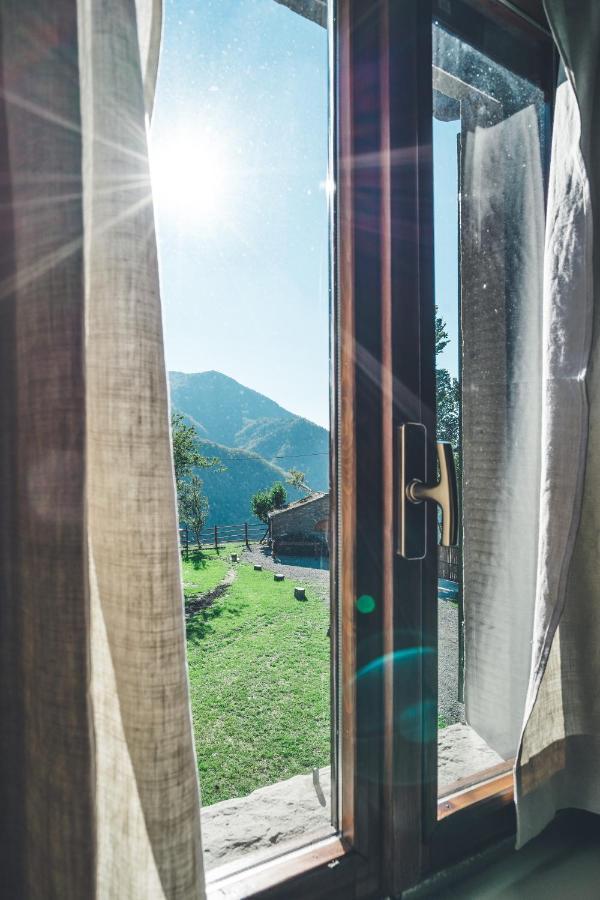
274;573;285;582
294;587;306;601
254;564;262;571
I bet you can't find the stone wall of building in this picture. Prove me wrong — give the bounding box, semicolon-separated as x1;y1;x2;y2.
269;493;329;543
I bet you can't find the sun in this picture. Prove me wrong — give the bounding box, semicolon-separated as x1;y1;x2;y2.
150;129;235;228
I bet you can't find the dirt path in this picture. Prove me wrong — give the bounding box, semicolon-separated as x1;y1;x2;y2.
185;568;236;617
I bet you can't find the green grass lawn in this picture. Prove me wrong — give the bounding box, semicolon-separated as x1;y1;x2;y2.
181;543;243;598
186;564;330;806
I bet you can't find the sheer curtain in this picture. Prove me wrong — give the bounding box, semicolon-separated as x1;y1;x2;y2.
516;0;600;848
0;1;205;896
461;103;545;761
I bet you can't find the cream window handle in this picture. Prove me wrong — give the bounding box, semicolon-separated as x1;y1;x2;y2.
406;441;459;548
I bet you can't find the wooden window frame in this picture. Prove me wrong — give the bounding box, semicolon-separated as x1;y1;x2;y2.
388;0;555;893
205;2;554;898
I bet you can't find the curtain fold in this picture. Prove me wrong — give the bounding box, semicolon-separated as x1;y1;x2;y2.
516;0;600;848
0;0;205;896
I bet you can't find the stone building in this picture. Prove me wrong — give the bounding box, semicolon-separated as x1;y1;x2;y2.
268;492;329;555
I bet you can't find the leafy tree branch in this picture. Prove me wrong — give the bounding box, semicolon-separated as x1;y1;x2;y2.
286;468;312;495
251;482;287;524
171;412;221;491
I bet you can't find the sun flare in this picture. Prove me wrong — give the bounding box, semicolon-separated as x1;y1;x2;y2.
150;130;235;227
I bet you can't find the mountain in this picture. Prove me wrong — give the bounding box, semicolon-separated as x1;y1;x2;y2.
169;371;329;526
169;371;295;447
194;438;304;526
233;417;329;490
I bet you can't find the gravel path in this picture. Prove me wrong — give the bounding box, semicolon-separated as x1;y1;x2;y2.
439;599;464;727
242;543;462;725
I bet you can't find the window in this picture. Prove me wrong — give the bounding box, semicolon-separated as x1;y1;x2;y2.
150;1;555;896
432;8;551;798
151;0;337;883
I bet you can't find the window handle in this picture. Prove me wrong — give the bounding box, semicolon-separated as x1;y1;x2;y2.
398;424;459;559
407;441;459;548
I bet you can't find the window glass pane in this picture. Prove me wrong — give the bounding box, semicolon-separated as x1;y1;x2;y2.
151;0;334;870
433;14;549;795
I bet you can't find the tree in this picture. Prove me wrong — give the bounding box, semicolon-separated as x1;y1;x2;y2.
251;482;287;524
435;305;451;356
435;309;460;469
436;368;460;449
179;475;210;548
171;412;220;491
287;468;312;495
171;413;221;543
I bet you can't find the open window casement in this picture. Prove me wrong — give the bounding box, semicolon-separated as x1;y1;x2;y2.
201;1;558;895
170;0;582;895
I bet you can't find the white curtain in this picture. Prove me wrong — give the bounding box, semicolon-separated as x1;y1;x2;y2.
0;0;205;896
462;105;545;760
516;0;600;847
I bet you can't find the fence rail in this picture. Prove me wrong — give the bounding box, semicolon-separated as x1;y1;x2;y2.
179;521;267;554
180;524;463;577
438;545;461;583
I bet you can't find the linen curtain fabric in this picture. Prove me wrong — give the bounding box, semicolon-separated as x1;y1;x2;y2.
461;104;545;761
515;0;600;848
0;1;205;897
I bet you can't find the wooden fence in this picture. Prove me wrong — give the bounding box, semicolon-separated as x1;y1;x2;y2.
438;545;462;583
180;523;462;578
179;521;267;555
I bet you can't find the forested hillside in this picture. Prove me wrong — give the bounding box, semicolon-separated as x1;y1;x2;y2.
169;371;329;525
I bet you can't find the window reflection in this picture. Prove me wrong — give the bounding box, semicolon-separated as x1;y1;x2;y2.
433;20;547;795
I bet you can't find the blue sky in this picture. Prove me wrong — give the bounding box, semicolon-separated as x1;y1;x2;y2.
151;1;459;428
151;0;330;426
434;117;461;378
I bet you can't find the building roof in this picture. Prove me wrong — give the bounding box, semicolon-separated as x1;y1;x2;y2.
268;491;328;519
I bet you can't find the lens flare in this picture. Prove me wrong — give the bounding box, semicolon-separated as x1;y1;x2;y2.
150;128;236;229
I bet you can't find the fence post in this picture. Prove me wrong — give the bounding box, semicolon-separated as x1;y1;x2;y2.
214;524;218;553
185;524;189;560
245;522;249;548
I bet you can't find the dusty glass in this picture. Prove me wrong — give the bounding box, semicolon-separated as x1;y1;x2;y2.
433;20;548;795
